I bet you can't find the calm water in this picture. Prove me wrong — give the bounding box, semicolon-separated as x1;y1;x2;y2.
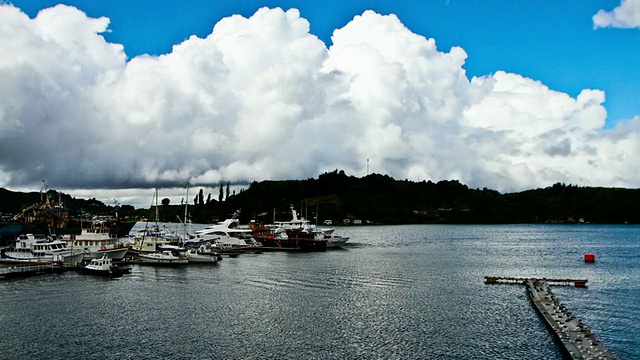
0;224;638;359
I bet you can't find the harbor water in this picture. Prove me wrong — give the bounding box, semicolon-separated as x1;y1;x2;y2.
1;224;638;359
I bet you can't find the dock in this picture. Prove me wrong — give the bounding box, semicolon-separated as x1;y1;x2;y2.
485;276;618;359
0;261;66;279
484;276;588;287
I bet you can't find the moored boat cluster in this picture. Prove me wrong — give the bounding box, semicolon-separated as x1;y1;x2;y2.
0;205;350;277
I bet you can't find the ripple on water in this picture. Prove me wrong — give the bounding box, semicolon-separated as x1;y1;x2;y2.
1;224;638;359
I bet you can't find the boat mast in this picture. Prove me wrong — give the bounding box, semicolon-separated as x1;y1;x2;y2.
154;188;159;252
183;184;189;246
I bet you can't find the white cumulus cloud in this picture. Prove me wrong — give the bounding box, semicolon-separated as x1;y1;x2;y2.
593;0;640;28
1;4;640;208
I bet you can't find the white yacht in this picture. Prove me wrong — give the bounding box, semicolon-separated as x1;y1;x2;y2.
192;210;261;251
2;234;88;263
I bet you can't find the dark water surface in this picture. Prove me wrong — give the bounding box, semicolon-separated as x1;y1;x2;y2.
1;224;638;359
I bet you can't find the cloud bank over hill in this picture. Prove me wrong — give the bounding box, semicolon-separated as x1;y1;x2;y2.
1;4;639;199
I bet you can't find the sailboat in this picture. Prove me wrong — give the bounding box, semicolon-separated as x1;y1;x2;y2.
138;189;188;266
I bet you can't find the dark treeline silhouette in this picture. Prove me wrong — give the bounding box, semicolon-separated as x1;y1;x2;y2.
2;170;640;225
0;187;135;221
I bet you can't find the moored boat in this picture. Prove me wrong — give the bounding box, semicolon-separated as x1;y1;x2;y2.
60;227;129;260
185;243;221;263
192;210;262;253
1;234;88;263
325;234;350;248
253;227;328;251
139;250;189;265
78;254;128;278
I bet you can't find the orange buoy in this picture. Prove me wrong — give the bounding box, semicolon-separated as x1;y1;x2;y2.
584;253;596;262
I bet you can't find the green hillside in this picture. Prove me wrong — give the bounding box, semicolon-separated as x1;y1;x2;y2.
2;170;640;225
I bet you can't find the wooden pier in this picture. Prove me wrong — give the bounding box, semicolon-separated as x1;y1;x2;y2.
485;276;618;359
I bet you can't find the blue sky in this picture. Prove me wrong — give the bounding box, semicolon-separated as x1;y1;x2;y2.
2;0;640;206
11;0;638;127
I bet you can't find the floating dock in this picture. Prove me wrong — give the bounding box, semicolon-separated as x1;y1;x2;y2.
484;276;588;287
485;276;618;360
0;261;66;279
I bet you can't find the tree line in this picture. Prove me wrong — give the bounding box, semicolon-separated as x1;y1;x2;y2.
2;170;639;225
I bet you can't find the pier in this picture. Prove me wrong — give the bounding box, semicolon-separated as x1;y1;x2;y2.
485;276;618;359
484;276;588;287
0;261;66;279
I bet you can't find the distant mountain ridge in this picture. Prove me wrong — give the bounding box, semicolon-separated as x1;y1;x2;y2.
2;170;640;224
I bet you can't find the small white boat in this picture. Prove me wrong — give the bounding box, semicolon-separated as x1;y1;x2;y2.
185;243;221;263
79;254;128;277
325;235;350;248
139;250;188;265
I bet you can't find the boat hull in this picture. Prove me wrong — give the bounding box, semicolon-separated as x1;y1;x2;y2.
186;253;220;263
326;236;350;248
138;252;188;265
86;247;129;261
257;237;327;251
78;265;124;278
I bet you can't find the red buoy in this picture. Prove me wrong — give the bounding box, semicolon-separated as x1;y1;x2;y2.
584;253;596;262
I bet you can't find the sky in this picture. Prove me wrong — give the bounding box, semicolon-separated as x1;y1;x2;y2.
1;0;640;208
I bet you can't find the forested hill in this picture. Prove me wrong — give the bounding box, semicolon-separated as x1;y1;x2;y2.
225;171;640;225
2;170;640;225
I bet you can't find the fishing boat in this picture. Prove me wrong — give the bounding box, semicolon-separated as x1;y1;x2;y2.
270;205;334;236
251;227;328;251
78;254;129;278
60;226;129;260
249;205;348;250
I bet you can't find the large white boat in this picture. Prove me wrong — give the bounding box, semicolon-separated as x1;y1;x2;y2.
1;234;88;263
271;205;335;236
139;250;188;265
192;210;262;251
60;227;129;260
193;210;245;236
250;205;350;249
